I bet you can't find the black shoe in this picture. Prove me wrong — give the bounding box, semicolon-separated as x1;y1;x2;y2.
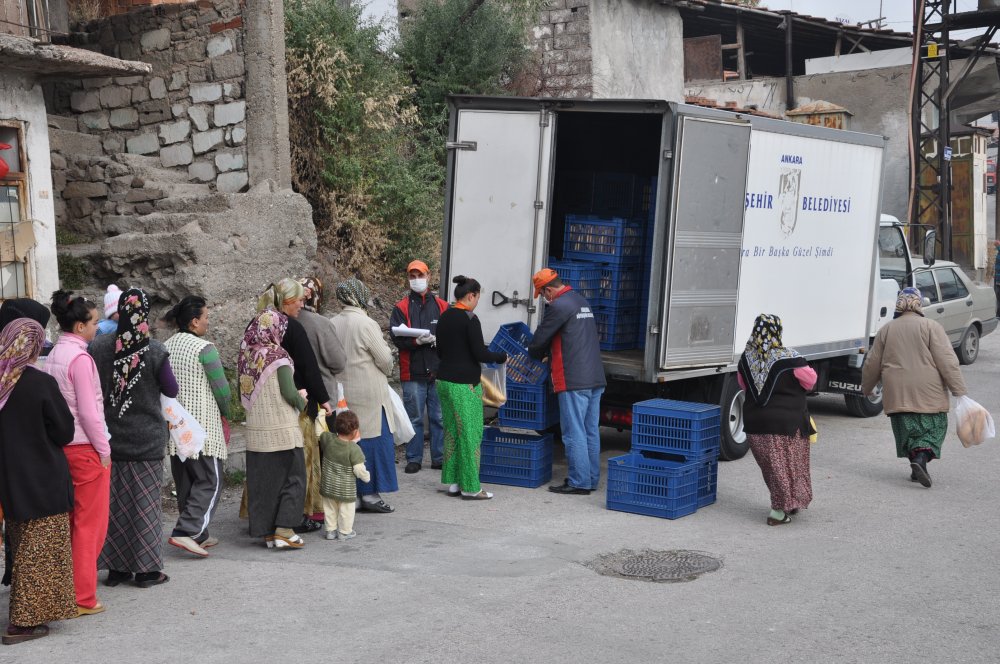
431;462;443;470
105;570;132;587
910;453;932;488
133;572;169;588
360;499;394;513
293;516;323;534
548;479;591;495
404;462;421;474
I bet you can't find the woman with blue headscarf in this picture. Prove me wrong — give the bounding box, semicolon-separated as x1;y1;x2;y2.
863;287;967;488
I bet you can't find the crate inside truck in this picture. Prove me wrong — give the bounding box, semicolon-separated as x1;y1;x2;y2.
441;96;887;461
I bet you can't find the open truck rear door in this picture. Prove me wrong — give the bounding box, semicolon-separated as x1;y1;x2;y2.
442;105;555;342
659;115;751;369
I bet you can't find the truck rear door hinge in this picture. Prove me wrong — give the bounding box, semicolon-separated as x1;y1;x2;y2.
533;200;544;210
446;141;478;151
539;112;550;127
663;150;673;160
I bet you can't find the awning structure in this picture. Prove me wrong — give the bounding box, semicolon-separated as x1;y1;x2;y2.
0;33;151;78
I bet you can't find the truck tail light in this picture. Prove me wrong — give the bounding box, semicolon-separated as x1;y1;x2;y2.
600;406;632;428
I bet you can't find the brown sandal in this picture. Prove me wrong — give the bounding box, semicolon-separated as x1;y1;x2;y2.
2;624;49;645
766;515;792;526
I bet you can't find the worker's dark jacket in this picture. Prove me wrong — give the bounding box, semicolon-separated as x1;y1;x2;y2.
390;291;448;382
528;286;607;393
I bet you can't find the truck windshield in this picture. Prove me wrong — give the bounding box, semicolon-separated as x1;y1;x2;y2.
878;225;910;288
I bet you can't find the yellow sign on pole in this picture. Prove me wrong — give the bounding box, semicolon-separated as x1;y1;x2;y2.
928;42;939;59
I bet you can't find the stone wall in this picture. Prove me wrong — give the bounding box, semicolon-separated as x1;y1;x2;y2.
47;0;249;194
532;0;593;98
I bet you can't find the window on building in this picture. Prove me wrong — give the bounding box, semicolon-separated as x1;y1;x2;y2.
0;124;30;299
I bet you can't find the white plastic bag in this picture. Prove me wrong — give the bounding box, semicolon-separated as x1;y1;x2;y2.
162;395;206;461
387;384;415;446
335;382;348;414
954;395;995;448
480;362;507;408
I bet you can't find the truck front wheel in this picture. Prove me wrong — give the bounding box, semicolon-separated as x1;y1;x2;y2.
844;386;883;417
719;375;749;461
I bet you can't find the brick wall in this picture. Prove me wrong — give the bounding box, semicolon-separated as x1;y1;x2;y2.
532;0;592;98
47;0;249;192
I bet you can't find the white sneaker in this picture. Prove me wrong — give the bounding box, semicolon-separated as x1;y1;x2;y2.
339;531;356;540
324;531;338;540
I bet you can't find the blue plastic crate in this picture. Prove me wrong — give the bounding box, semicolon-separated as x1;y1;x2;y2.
592;172;638;218
635;176;657;224
564;215;644;265
479;428;553;488
547;258;603;303
489;322;549;385
498;382;559;430
598;263;642;307
640;449;718;508
606;452;701;520
631;399;721;458
593;306;639;351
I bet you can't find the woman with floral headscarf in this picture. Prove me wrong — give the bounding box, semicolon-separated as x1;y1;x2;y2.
258;278;332;533
89;288;178;588
736;314;817;526
330;278;399;513
0;319;77;645
862;287;967;488
240;309;308;548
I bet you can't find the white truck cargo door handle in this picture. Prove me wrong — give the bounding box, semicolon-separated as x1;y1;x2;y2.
446;141;478;151
492;290;536;313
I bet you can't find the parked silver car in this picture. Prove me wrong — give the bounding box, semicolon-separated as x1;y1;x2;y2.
913;261;998;365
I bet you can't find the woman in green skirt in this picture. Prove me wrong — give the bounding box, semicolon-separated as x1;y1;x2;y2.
434;276;508;500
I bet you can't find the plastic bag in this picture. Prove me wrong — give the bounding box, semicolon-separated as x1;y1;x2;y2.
954;395;995;448
162;396;206;461
387;384;415;446
481;362;507;408
808;416;818;444
335;382;348;414
313;412;329;438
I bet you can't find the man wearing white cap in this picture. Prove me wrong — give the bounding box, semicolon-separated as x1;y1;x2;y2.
96;285;121;336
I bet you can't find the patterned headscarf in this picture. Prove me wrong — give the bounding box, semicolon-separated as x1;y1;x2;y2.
894;286;924;317
237;309;292;409
110;288;151;417
256;278;305;313
738;313;807;406
0;318;45;411
335;278;371;311
299;276;323;312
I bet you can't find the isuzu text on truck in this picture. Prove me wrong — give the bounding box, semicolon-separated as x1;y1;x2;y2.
440;96;911;461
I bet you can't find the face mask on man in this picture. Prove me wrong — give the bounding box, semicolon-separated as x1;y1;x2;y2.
409;278;428;294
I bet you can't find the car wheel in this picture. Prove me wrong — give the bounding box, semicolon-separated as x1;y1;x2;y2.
719;375;749;461
844;385;883;417
958;325;980;365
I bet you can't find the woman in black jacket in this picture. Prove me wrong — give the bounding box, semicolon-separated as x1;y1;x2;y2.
435;276;507;500
0;318;77;645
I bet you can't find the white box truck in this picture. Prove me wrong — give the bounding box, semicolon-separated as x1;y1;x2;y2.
441;96;894;460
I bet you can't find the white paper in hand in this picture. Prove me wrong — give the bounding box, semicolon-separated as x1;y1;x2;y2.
391;324;431;338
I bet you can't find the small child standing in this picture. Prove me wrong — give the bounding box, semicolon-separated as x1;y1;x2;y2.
319;410;370;540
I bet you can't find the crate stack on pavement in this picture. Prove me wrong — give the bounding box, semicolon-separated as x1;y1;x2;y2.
479;322;557;488
606;399;720;520
554;172;656;352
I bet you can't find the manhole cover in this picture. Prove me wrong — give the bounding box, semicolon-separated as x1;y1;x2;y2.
584;549;722;583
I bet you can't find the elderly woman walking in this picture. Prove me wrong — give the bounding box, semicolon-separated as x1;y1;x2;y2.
163;296;231;557
330;278;398;513
435;276;508;500
45;292;112;616
258;279;332;533
240;308;308;548
862;287;967;488
737;314;817;526
0;318;77;645
89;288;178;588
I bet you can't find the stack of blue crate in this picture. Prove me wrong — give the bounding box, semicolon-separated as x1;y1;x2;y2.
481;323;557;488
606;399;720;519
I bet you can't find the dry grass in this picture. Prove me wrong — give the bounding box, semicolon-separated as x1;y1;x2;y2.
68;0;106;25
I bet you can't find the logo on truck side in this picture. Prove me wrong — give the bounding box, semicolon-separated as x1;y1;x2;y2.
777;167;801;237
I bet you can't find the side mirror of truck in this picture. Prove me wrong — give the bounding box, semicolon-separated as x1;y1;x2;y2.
923;230;936;266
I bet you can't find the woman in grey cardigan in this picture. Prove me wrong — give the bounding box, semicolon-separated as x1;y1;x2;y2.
89;288;178;588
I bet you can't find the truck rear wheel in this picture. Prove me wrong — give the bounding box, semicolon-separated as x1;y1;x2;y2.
844;386;883;417
719;375;749;461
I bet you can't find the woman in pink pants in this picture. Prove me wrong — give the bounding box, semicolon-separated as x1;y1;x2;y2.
45;291;112;616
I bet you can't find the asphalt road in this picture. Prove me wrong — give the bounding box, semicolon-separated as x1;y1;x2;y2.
3;336;1000;664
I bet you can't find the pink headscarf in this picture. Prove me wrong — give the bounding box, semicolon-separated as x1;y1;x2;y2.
237;309;292;409
0;318;45;411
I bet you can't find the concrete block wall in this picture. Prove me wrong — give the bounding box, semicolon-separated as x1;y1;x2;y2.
47;0;249;194
532;0;593;98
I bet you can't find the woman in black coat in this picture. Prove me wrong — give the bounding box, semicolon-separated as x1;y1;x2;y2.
0;318;77;644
